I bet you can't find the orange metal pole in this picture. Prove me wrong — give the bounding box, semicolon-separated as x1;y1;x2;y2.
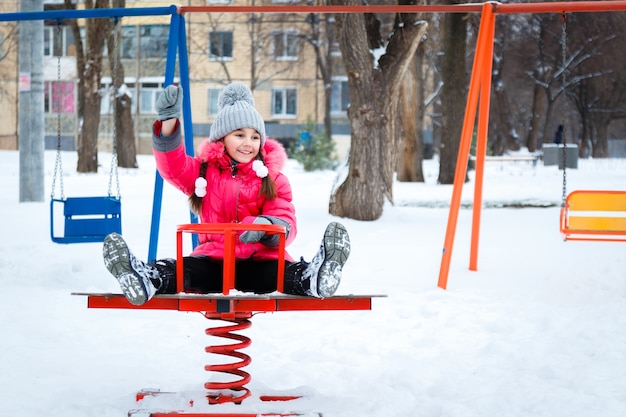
469;6;496;272
437;3;495;290
276;233;286;294
176;229;184;293
222;230;236;295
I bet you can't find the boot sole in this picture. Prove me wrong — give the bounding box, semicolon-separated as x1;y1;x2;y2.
311;222;351;298
103;233;150;306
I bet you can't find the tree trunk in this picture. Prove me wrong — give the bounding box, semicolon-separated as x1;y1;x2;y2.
322;14;336;140
396;61;419;182
579;116;590;157
438;6;468;185
115;96;138;168
329;12;387;221
414;44;426;182
526;83;544;151
77;29;106;173
107;10;138;169
328;2;427;220
76;0;109;173
593;119;609;158
541;97;556;148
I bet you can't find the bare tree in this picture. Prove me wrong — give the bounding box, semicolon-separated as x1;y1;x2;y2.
437;2;467;185
0;20;18;101
302;11;337;141
524;14;604;150
396;58;421;182
106;0;137;169
328;0;427;220
64;0;109;173
489;14;521;155
569;12;626;157
392;7;436;184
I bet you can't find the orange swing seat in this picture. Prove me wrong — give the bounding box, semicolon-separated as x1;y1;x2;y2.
559;190;626;242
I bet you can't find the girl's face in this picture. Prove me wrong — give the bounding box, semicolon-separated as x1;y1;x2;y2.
223;128;261;164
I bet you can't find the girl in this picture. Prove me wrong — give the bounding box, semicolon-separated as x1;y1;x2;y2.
102;82;350;306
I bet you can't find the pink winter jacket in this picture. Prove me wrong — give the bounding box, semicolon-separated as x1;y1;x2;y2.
153;122;297;262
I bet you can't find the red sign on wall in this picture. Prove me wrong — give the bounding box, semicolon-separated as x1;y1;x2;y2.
19;72;31;92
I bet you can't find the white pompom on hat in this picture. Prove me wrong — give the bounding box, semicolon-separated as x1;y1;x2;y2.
208;82;266;147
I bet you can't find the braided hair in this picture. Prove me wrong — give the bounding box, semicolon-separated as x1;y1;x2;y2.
188;161;208;216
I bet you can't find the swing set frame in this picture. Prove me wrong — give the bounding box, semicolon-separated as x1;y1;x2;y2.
434;1;626;290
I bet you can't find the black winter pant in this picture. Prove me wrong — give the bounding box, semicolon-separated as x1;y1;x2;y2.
156;256;309;296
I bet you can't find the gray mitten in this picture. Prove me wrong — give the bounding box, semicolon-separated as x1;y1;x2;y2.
240;216;290;247
240;216;272;244
155;85;183;121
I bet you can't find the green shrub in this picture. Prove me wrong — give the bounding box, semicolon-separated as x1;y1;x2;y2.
289;118;338;171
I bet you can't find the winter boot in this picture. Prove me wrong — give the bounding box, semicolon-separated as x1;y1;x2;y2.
303;222;351;298
103;233;161;306
284;259;311;296
150;258;177;295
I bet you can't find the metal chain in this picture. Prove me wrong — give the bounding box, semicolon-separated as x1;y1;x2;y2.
560;13;568;207
51;24;64;200
108;18;121;199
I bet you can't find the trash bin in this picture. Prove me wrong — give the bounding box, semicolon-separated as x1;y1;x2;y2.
542;144;558;166
543;144;578;169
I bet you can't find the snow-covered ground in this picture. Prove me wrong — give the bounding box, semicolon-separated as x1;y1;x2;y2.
1;149;625;417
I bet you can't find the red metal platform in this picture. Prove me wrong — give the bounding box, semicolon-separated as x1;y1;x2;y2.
73;292;378;313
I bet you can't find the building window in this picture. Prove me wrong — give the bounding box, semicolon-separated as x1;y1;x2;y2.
120;26;137;59
140;25;169;58
140;83;163;114
330;78;349;114
208;88;223;117
272;87;297;118
100;81;169;115
209;31;233;61
117;25;168;59
271;30;299;61
45;81;75;113
44;26;75;57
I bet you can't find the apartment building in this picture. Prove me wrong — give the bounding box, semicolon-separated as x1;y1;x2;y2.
0;0;350;155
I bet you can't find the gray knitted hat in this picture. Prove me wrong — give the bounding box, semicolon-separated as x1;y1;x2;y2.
208;82;266;147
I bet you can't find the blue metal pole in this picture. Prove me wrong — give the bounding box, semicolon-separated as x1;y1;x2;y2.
148;11;180;262
177;16;200;249
0;6;176;22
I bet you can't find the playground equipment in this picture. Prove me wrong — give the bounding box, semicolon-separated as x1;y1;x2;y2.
75;222;380;416
553;14;626;242
49;6;380;416
50;19;122;244
559;190;626;242
436;0;626;289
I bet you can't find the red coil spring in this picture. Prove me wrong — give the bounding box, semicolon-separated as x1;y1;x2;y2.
203;312;253;404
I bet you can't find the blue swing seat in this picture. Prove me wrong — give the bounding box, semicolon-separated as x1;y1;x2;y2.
50;196;122;244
